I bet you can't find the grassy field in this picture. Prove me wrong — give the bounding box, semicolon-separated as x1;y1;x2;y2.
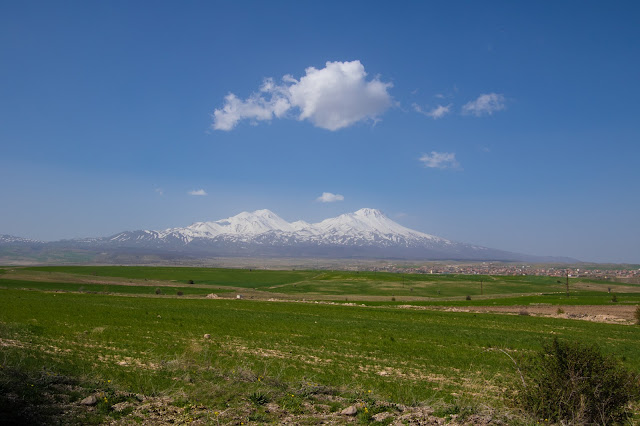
0;278;232;297
1;266;639;424
365;291;640;307
12;265;639;300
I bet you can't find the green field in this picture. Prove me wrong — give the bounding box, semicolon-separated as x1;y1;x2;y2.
1;266;639;424
15;265;638;300
0;278;232;297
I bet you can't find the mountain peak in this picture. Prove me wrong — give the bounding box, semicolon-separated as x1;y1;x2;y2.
130;208;447;247
354;208;385;217
251;209;278;217
205;208;293;235
60;207;573;262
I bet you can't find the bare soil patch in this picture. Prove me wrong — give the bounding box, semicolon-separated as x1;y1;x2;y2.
426;305;638;325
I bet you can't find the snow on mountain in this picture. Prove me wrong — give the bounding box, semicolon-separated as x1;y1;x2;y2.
110;208;449;248
290;220;314;233
191;209;295;235
0;235;42;244
1;210;576;262
109;209;297;244
311;208;448;245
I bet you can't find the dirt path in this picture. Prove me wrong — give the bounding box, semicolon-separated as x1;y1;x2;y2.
411;304;639;325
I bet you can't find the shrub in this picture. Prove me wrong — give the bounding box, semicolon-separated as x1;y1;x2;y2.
634;305;640;325
177;291;184;296
518;310;530;316
611;294;618;303
515;338;639;425
187;280;194;284
465;295;471;301
248;391;269;405
556;307;565;315
154;288;163;295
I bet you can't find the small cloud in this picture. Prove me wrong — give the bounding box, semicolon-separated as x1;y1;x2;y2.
413;103;452;119
316;192;345;203
419;152;460;169
434;93;445;99
188;189;207;196
155;188;164;196
462;93;506;116
395;212;407;218
212;60;393;131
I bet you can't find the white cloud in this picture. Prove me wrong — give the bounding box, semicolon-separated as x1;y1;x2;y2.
413;103;452;119
188;189;207;196
212;60;393;131
211;93;281;131
155;188;164;196
419;152;460;169
462;93;506;116
316;192;345;203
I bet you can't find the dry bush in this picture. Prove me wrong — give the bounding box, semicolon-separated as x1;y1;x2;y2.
515;338;640;425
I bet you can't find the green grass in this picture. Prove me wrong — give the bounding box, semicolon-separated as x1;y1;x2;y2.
10;266;637;306
0;278;231;296
2;266;639;423
1;289;639;418
363;291;640;306
21;266;626;298
25;265;316;288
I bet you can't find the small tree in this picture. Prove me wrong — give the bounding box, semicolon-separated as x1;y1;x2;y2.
515;338;639;425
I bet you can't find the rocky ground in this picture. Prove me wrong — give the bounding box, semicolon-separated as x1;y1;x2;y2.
0;364;514;425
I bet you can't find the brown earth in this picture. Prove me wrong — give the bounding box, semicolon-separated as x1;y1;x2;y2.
401;304;638;325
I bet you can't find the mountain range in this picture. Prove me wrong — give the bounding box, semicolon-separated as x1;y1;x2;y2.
0;208;576;263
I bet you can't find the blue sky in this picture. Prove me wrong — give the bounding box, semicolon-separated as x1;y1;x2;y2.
1;1;639;263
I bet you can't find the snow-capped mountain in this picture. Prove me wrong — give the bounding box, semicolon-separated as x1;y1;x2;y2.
109;208;446;247
0;209;577;262
310;208;448;245
0;235;42;244
100;208;544;261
